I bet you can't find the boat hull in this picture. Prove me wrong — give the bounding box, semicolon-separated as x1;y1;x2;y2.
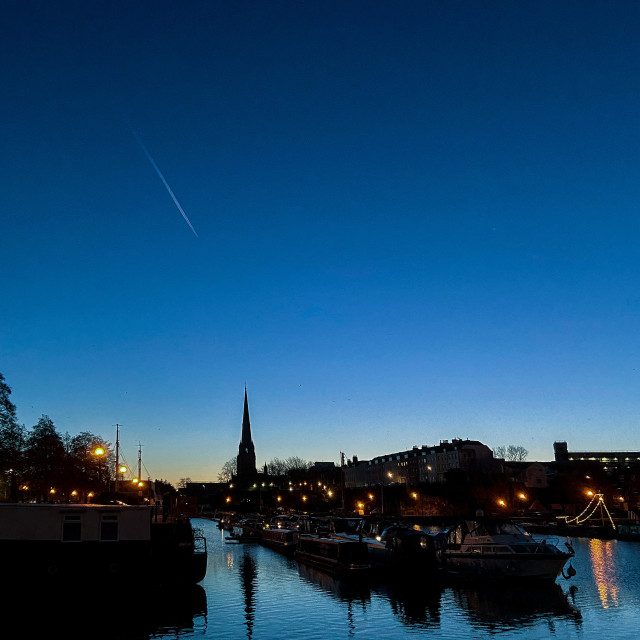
439;552;570;582
0;504;207;587
260;528;298;556
295;535;370;579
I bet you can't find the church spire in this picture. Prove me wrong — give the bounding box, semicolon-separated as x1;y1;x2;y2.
237;386;257;483
241;385;252;445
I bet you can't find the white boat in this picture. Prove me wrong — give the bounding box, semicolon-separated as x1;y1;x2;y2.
437;518;574;582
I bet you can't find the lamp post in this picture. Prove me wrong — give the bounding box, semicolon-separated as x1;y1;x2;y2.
381;471;393;515
93;446;105;492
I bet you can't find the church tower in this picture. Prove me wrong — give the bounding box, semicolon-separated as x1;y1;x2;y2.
236;386;257;483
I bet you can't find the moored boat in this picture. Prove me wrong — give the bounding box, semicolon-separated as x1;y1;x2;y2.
437;517;574;582
295;533;370;579
0;503;207;586
261;526;299;555
331;518;440;577
227;517;263;543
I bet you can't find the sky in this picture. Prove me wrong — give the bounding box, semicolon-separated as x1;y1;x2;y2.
1;1;639;486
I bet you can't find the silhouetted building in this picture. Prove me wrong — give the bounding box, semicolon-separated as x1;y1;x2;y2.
236;387;257;484
554;440;640;470
501;461;549;489
344;438;495;488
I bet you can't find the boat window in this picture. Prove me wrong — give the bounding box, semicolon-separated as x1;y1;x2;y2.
101;514;118;541
62;515;82;542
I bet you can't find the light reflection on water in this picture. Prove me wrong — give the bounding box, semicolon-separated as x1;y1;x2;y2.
589;538;619;608
20;519;640;639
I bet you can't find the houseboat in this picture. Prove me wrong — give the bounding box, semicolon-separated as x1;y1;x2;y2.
437;517;574;582
261;526;299;555
227;517;263;543
331;518;440;577
295;533;370;579
0;503;207;586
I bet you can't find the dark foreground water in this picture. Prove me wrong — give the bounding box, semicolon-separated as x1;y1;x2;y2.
17;517;640;639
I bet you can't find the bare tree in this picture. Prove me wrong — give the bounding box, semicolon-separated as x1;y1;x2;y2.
493;444;528;461
282;456;311;472
506;445;528;462
493;445;506;459
217;458;237;482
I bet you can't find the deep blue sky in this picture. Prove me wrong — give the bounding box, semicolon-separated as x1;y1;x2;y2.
2;1;639;484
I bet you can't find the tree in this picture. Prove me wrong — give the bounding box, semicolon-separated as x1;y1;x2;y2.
266;457;285;476
493;444;529;462
217;458;236;482
0;372;26;500
62;431;112;495
506;445;528;462
282;456;311;472
0;372;17;429
24;415;65;501
263;456;311;478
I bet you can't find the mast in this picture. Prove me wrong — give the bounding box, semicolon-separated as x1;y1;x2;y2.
115;424;121;492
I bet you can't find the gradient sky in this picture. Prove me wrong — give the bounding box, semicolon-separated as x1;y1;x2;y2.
2;1;639;486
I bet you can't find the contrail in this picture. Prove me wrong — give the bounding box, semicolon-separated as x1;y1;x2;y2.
130;128;198;238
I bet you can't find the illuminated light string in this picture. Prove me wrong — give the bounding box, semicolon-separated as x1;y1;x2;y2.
560;493;617;529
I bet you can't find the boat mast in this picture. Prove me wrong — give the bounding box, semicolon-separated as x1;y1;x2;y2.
115;423;121;492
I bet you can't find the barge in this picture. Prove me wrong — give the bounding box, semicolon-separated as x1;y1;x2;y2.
0;503;207;586
295;534;370;579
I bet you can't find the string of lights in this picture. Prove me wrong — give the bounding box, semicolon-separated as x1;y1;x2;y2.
560;493;617;529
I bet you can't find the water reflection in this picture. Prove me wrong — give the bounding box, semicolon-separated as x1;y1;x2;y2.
239;551;257;639
589;538;619;609
11;583;207;640
194;519;640;640
452;583;581;634
373;581;443;629
296;562;371;602
296;564;370;639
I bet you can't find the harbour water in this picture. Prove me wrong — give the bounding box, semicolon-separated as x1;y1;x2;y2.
22;517;640;639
